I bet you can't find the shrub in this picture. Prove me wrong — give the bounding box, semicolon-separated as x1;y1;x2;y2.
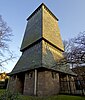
0;90;22;100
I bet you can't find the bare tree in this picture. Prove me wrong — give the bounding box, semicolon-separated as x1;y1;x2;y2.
0;15;14;70
63;31;85;68
72;31;85;63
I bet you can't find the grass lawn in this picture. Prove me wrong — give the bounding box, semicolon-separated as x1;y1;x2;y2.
0;89;85;100
20;95;85;100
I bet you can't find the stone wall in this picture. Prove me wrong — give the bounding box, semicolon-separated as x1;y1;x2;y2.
8;69;76;96
59;74;76;94
23;71;34;95
37;69;60;96
23;69;60;96
7;75;18;92
7;73;25;94
69;76;76;94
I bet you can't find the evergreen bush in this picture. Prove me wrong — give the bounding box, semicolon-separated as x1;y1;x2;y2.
0;90;22;100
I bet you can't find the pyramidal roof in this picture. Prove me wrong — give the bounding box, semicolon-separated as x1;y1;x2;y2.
10;3;76;76
20;3;64;51
27;3;59;21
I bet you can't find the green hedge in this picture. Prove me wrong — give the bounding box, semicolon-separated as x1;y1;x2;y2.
0;90;22;100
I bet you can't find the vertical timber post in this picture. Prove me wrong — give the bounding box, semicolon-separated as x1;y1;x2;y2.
34;69;37;96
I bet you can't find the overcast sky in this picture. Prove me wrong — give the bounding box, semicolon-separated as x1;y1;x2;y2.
0;0;85;72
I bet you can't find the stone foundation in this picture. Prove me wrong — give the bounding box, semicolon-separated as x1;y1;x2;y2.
23;71;34;95
8;69;60;96
7;68;76;96
37;70;60;96
59;74;76;94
